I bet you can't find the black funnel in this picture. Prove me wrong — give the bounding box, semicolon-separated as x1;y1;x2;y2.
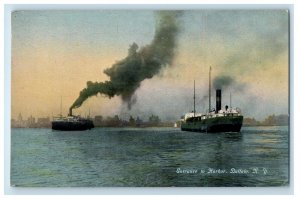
216;89;221;113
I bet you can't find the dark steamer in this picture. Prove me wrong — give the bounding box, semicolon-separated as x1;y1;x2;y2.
51;108;94;131
181;67;243;133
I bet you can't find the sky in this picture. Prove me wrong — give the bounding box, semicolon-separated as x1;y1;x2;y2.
11;10;289;121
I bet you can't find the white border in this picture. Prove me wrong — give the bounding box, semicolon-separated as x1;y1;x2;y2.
1;1;298;197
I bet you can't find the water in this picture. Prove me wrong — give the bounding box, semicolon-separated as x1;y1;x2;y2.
11;126;289;187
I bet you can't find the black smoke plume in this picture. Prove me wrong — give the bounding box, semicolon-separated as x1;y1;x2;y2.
213;75;246;91
70;11;181;110
213;76;234;90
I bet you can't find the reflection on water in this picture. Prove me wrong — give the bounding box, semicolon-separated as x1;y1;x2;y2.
224;132;243;143
11;126;289;187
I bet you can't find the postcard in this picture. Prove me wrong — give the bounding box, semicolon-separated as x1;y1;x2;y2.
10;9;289;187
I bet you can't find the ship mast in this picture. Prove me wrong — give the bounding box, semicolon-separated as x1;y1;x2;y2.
194;80;196;117
209;66;212;112
60;96;62;117
230;92;232;108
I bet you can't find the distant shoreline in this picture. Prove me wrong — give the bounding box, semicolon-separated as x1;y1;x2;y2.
11;125;289;130
10;114;289;129
242;124;289;127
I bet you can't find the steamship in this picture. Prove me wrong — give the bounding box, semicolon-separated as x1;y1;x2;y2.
52;108;94;131
180;67;243;133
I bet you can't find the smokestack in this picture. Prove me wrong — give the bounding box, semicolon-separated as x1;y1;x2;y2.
69;108;72;116
216;89;221;113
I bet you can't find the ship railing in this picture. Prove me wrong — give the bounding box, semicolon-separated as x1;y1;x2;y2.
53;116;68;121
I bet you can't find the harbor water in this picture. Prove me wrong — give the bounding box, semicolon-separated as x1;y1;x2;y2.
11;126;289;187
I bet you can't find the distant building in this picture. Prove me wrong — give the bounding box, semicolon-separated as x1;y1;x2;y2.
261;114;288;126
148;114;161;126
136;117;143;127
94;115;103;126
18;113;22;121
105;115;121;127
11;114;51;128
12;113;27;128
129;116;136;126
276;114;289;125
243;117;260;126
36;117;51;128
243;114;289;126
11;119;16;127
27;115;36;127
